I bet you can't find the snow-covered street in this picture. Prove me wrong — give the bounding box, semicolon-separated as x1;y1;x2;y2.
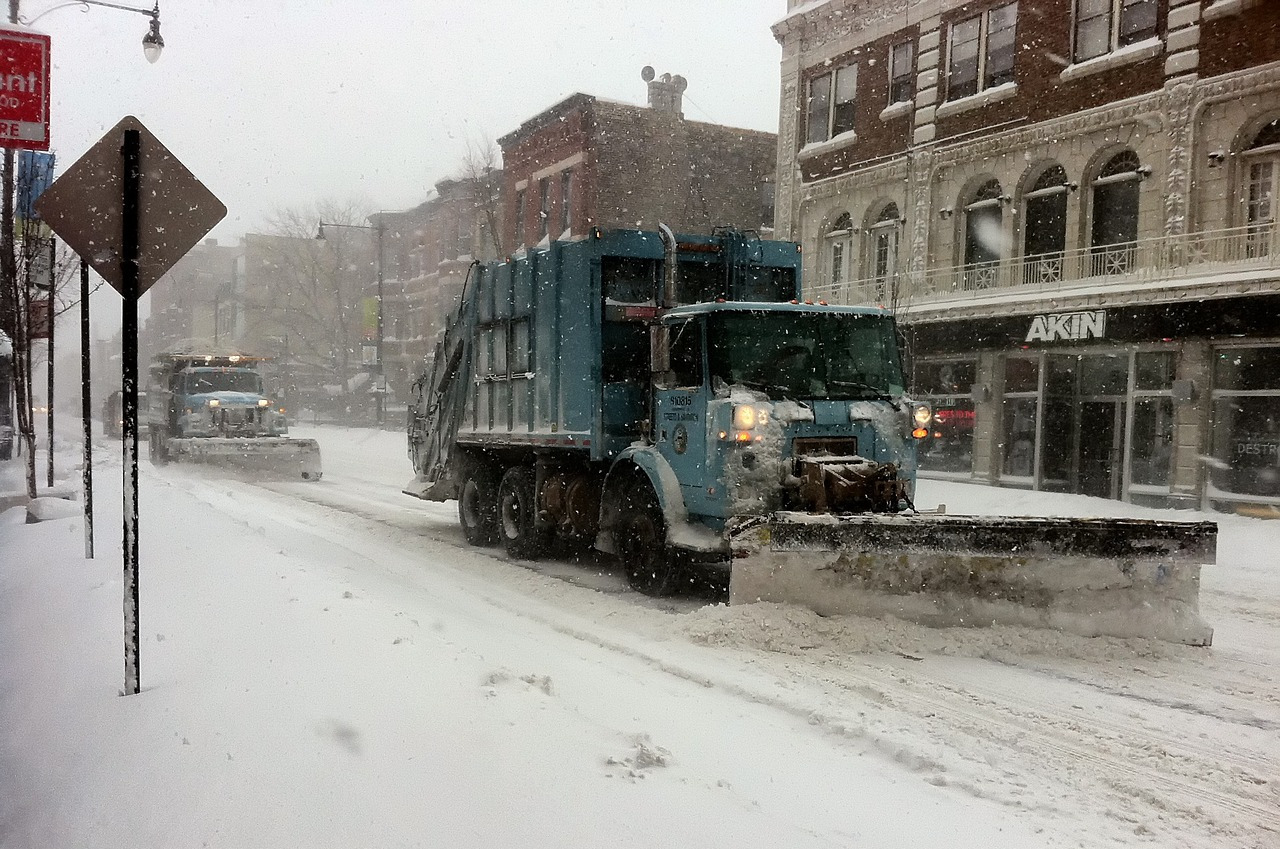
2;424;1277;848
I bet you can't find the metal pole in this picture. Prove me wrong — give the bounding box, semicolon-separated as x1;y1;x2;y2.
375;221;384;428
46;236;54;487
80;257;93;558
121;128;141;696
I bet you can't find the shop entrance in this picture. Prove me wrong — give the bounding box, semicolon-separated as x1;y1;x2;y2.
1078;399;1126;499
1038;352;1129;499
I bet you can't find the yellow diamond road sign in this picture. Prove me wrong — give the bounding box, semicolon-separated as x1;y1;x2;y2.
34;115;227;298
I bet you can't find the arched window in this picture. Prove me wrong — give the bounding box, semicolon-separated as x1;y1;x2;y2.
1090;150;1141;275
825;212;854;288
964;179;1004;290
1023;165;1069;285
866;203;900;304
1244;119;1280;258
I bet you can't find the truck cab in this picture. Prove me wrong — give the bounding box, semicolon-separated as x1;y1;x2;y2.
649;301;921;529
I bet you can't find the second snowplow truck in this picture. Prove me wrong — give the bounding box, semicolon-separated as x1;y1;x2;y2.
147;352;321;480
405;227;1215;645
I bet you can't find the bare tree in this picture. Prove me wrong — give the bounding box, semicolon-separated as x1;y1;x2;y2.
243;200;379;415
461;136;504;260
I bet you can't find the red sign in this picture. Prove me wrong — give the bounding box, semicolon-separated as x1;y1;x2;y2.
0;27;51;151
27;297;50;339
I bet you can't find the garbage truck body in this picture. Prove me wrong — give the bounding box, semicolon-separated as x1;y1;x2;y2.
405;227;1215;645
147;353;321;480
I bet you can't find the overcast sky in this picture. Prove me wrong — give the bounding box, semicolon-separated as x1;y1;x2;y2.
39;0;787;246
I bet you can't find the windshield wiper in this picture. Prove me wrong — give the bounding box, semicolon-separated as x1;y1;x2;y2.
828;379;892;400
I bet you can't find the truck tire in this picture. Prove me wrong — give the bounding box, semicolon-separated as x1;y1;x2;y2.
458;464;499;546
497;466;549;559
617;484;677;596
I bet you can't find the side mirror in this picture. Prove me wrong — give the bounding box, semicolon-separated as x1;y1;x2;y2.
650;325;670;374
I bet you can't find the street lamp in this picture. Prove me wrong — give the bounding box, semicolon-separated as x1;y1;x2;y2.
21;1;164;63
316;218;386;427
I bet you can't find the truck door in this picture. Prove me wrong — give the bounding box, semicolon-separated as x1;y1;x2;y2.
653;318;712;515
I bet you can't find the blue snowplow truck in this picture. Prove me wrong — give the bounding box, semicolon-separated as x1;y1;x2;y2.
147;352;321;481
405;227;1216;645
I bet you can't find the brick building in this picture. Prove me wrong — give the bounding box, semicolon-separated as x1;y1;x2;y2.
374;170;504;406
774;0;1280;510
499;71;778;251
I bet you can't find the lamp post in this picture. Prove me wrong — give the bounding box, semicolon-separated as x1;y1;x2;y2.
316;218;386;427
21;0;163;62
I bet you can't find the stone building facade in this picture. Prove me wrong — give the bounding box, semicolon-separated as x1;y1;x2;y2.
774;0;1280;509
499;72;778;250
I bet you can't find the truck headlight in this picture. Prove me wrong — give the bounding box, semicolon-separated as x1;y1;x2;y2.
208;399;220;408
258;399;271;407
722;404;770;443
911;403;931;439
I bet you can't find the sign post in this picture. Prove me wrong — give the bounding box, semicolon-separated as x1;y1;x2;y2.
36;116;226;696
0;26;51;152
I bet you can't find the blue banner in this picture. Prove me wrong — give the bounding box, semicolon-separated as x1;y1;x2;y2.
17;150;55;222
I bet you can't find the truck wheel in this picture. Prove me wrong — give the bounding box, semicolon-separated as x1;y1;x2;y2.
497;466;549;559
458;464;499;546
617;485;677;596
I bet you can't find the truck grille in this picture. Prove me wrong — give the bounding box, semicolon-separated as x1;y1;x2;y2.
792;437;858;459
216;407;262;434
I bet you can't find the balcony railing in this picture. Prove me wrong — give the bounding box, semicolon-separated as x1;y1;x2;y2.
818;224;1279;310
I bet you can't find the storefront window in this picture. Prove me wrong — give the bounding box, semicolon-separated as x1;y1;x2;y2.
912;359;977;474
1001;356;1041;481
1134;351;1175;391
1002;397;1038;478
1130;397;1174;487
1211;347;1280;498
1079;353;1127;395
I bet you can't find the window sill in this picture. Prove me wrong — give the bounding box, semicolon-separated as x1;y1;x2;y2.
935;82;1017;119
1058;37;1162;83
798;129;858;161
1204;0;1257;20
879;101;913;122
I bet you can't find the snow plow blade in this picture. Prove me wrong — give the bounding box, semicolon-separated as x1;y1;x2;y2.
172;437;322;481
728;514;1216;645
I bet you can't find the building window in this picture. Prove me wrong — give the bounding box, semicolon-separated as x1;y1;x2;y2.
538;178;550;240
806;63;857;144
1002;355;1041;481
1022;164;1069;285
963;179;1005;289
761;180;776;229
867;203;900;304
947;2;1018;101
514;188;525;246
889;41;915;104
824;212;853;287
560;169;574;236
1089;150;1141;276
912;359;978;475
1210;346;1280;501
1074;0;1158;63
1243;119;1280;258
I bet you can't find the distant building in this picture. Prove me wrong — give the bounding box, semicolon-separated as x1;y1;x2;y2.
498;71;778;251
774;0;1280;510
143;237;240;362
374;170;503;406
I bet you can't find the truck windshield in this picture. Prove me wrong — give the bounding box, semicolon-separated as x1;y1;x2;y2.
184;371;263;394
705;311;905;401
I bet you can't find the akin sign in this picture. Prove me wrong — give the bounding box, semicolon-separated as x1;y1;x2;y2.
0;26;51;151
